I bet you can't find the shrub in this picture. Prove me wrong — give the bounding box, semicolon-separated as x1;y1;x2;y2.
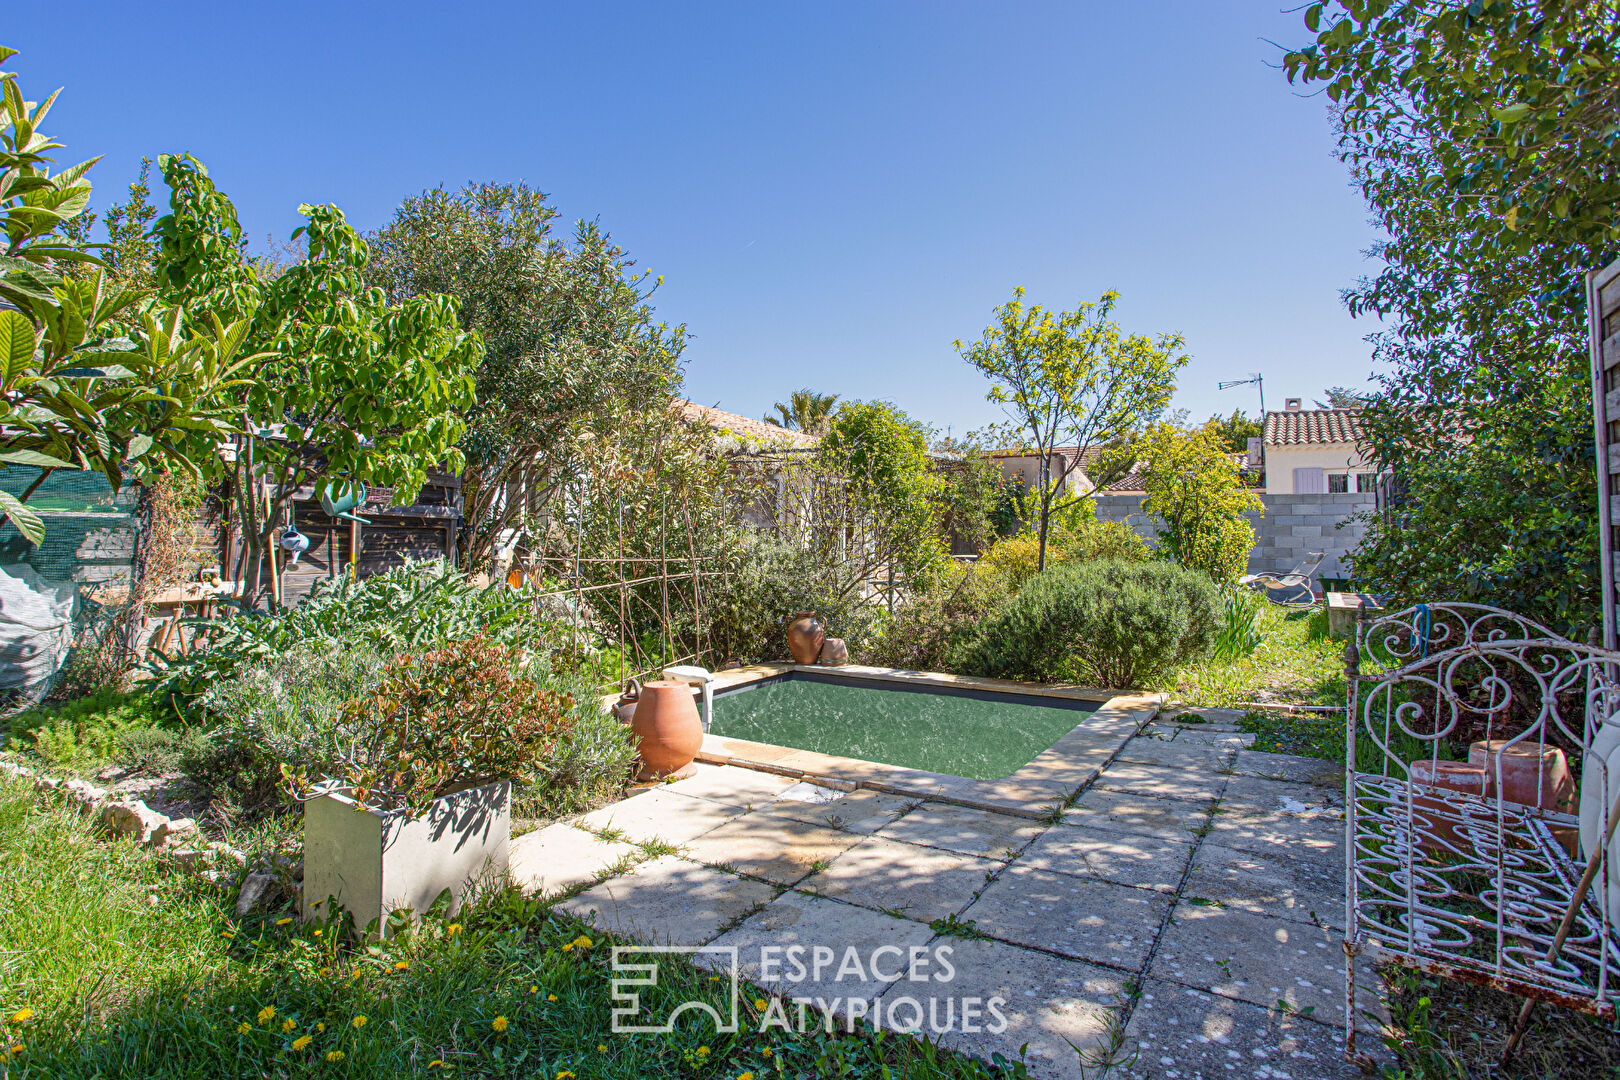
704;532;884;664
866;561;1014;672
965;559;1219;687
151;559;565;713
290;635;578;816
189;646;389;810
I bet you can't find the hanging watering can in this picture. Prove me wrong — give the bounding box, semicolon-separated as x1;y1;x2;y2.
318;480;372;525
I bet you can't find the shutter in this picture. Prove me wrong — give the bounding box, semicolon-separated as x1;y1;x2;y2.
1293;467;1325;494
1590;257;1620;649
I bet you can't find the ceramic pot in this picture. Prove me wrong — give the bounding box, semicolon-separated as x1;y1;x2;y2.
786;612;826;665
818;637;849;666
629;680;703;780
613;678;641;726
1407;759;1492;856
1469;739;1575;813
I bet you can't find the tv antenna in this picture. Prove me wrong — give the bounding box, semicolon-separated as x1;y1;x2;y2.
1217;373;1265;416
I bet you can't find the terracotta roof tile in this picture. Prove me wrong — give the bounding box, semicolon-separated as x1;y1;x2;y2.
1263;407;1364;446
674;400;821;449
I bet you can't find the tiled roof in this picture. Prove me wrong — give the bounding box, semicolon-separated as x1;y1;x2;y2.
1263;408;1364;446
674;400;821;449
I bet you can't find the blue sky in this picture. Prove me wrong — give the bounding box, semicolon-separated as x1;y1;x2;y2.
11;2;1380;436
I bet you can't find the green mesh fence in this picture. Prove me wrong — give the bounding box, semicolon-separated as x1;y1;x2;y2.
0;468;137;699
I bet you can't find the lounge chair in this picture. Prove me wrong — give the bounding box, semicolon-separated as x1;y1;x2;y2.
1240;551;1324;608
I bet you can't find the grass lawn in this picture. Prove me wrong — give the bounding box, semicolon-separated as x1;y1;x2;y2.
0;774;1031;1080
1159;604;1345;710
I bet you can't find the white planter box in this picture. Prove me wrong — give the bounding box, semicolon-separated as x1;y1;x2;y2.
302;780;511;937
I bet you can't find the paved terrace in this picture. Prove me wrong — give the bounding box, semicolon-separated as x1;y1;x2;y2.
509;709;1388;1079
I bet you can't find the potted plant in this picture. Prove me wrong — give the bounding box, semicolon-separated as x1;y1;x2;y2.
288;634;576;936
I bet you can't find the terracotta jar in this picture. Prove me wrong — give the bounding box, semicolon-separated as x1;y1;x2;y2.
786;612;826;665
629;680;704;780
818;637;849;666
1407;759;1492;855
1469;739;1575;814
613;678;641;725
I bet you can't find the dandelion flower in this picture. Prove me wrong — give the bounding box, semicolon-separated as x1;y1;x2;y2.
428;1060;445;1068
575;935;592;949
492;1015;508;1033
220;931;234;939
275;917;293;926
317;1022;326;1033
739;1073;755;1080
313;929;323;937
754;998;768;1011
596;1044;607;1053
292;1035;313;1052
281;1018;296;1033
761;1048;774;1058
529;985;538;994
351;1015;367;1029
257;1006;276;1025
546;994;557;1002
6;1043;21;1055
351;967;364;980
556;1072;574;1080
236;1021;252;1035
394;961;409;971
320;967;332;977
8;1009;31;1025
325;1050;345;1063
697;1045;710;1057
447;924;462;935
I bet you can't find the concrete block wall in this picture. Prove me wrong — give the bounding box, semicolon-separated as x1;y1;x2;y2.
1092;493;1374;579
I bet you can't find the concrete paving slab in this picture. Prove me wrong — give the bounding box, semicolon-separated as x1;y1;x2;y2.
1018;827;1193;893
1120;978;1376;1079
682;812;864;884
961;864;1171;971
875;936;1129;1076
508;823;639;897
1093;762;1230;803
1062;788;1215;844
707;889;937;1007
1182;843;1345;930
1150;904;1384;1032
800;836;999;922
1172;729;1256;749
1114;735;1237;771
1220;773;1343;814
660;762;803;809
876;802;1048;860
573;787;746;847
557;855;778;946
756;787;917;835
1204;806;1343;859
1230;749;1342;786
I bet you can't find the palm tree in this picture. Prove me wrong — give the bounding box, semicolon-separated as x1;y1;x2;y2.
765;389;841;435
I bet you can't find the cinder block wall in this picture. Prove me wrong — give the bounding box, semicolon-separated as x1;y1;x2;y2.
1092;493;1375;579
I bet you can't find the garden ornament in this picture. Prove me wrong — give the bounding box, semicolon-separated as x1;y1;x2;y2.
279;525;311;565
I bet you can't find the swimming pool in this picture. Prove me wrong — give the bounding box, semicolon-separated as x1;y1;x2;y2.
709;672;1101;780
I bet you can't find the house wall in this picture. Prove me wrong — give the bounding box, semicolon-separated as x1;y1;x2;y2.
1262;443;1371;494
1092;492;1375;579
990;454;1092;496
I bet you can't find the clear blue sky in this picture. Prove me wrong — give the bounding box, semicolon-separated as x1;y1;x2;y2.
11;1;1380;436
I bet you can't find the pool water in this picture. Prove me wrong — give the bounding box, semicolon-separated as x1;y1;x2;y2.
709;675;1098;780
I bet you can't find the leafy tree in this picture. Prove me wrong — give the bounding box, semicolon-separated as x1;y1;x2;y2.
364;182;684;571
61;157;158;289
957;287;1185;571
1282;2;1614;634
765;389;840;435
1137;423;1260;584
823;401;947;581
153;156;482;607
1314;387;1370;409
1202;409;1261;453
0;48;254;544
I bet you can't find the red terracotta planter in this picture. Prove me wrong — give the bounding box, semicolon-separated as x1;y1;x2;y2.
628;680;703;781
